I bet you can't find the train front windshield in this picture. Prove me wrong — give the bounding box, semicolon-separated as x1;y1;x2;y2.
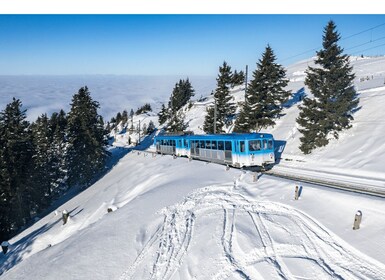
248;139;273;152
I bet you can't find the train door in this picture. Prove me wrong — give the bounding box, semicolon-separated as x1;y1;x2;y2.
262;139;275;164
238;140;247;166
224;141;232;163
172;140;176;155
190;140;198;157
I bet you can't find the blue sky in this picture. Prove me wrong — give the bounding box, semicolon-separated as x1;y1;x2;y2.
1;14;385;76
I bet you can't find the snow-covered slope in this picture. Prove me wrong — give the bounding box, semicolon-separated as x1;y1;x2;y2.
1;56;385;279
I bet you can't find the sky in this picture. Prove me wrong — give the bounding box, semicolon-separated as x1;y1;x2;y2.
1;3;385;76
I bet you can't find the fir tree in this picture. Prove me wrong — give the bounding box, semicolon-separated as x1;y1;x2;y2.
297;21;359;154
168;79;195;113
158;104;168;126
202;106;215;134
166;111;187;133
116;112;122;124
234;45;290;132
48;110;67;197
136;103;152;115
0;98;33;237
231;70;246;87
147;120;156;134
31;114;56;211
122;110;128;124
204;61;235;133
65;86;109;187
233;100;252;133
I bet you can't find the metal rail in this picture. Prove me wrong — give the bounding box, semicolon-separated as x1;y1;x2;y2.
136;149;385;199
263;169;385;199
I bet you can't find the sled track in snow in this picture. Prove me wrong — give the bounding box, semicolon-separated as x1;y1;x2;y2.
119;180;385;280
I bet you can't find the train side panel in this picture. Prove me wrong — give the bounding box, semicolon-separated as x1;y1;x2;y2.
154;133;275;168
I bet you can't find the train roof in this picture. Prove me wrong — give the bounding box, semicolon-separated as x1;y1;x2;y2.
155;133;274;141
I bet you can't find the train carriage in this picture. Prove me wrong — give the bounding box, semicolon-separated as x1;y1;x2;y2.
154;133;275;168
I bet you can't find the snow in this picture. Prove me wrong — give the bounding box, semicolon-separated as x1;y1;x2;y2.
2;55;385;279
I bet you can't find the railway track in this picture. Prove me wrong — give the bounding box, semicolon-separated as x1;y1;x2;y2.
262;168;385;199
135;149;385;199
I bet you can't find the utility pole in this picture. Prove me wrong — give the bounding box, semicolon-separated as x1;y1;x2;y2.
138;119;141;145
213;100;217;134
245;65;248;94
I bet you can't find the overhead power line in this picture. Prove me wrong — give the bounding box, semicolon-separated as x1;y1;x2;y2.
350;42;385;55
279;22;385;64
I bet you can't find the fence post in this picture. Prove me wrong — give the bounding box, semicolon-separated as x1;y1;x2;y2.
294;185;299;200
1;241;9;254
62;210;69;225
353;210;363;230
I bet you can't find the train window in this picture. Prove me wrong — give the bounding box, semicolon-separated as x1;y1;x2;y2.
205;140;211;149
171;140;176;147
263;140;267;149
249;140;261;151
184;140;188;147
240;141;245;152
225;141;232;151
218;141;224;150
200;140;205;148
268;140;273;149
212;141;217;150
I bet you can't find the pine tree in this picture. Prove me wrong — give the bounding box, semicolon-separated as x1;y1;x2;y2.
122;110;128;124
168;79;195;113
166;111;187;133
233;100;252;133
65;86;109;187
202;106;215;134
204;61;235;133
30;114;53;211
116;112;122;124
231;70;245;87
234;45;290;132
147;120;156;134
0;98;33;237
297;20;359;154
136;103;152;115
158;104;169;125
48;110;67;197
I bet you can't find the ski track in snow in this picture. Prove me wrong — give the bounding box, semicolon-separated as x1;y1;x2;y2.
119;176;385;280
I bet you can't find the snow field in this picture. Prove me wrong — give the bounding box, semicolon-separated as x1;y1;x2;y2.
2;56;385;279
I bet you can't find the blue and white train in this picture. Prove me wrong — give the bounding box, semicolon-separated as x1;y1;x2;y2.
154;133;275;168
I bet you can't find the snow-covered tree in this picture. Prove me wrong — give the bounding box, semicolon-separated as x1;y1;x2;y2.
204;61;235;133
234;45;290;132
297;20;359;154
65;86;109;187
0;98;33;238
